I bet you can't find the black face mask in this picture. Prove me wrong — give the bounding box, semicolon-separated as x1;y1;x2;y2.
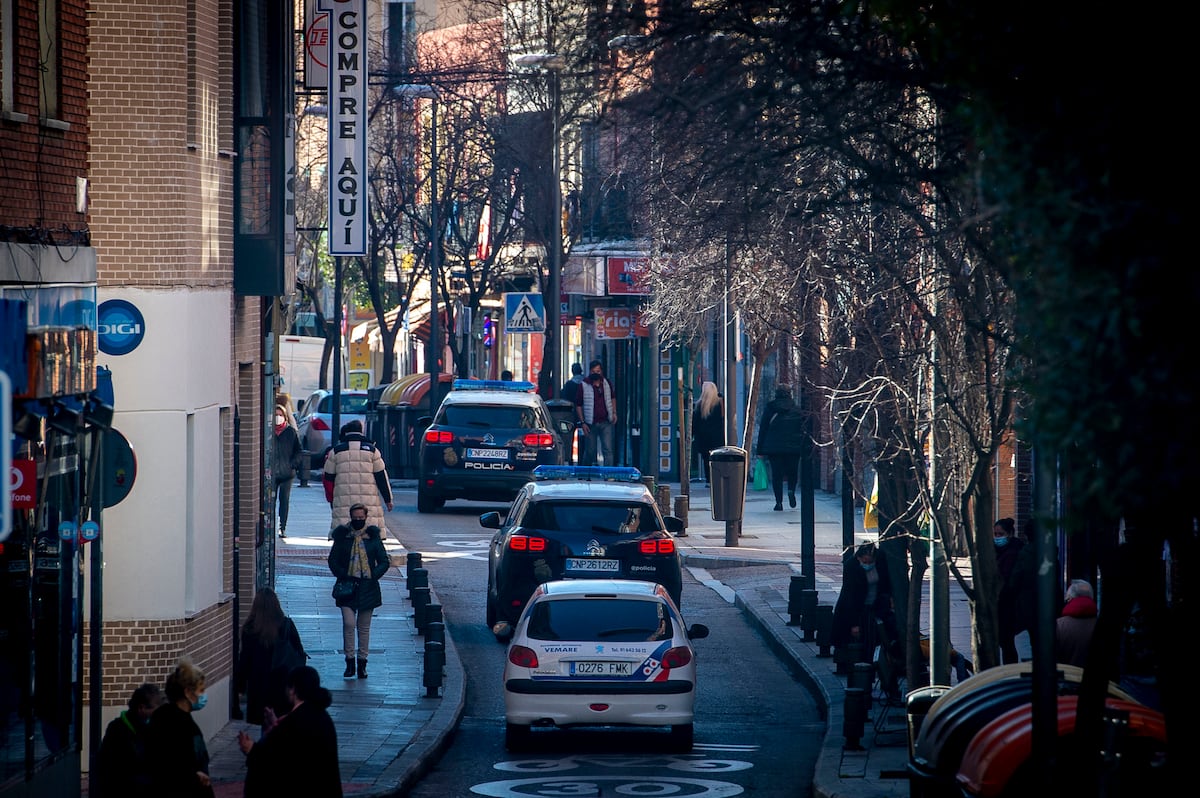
350;518;367;530
589;373;602;382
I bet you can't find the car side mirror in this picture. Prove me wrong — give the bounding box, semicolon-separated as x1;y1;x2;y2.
664;516;684;534
687;623;710;641
479;511;502;529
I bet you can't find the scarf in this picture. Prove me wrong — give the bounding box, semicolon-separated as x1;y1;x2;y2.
348;532;371;579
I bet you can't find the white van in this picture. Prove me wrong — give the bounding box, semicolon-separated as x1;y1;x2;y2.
278;335;328;410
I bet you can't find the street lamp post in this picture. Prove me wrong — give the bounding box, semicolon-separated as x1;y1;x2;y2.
514;53;565;399
394;84;442;408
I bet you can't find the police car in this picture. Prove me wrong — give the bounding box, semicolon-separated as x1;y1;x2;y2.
416;380;569;513
481;465;686;639
502;579;709;752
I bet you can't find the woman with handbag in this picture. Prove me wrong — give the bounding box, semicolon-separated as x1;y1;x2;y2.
328;503;390;679
234;587;307;736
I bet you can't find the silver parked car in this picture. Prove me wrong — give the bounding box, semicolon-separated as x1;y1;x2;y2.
295;389;370;474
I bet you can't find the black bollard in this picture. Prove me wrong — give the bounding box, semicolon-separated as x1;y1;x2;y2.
850;662;875;713
406;552;423;579
423;640;445;697
673;495;689;537
786;576;806;625
799;589;819;640
815;605;835;657
422;603;443;635
408;567;428;600
412;586;431;631
425;620;445;648
843;687;866;750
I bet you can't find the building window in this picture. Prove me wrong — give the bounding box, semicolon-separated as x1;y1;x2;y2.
2;0;14;115
38;0;59;120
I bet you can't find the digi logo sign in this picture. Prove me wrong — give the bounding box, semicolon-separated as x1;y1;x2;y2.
97;299;146;355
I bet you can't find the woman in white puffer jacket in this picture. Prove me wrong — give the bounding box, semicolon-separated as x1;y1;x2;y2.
323;420;393;538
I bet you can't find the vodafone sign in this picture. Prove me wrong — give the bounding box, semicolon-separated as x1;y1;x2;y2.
9;460;35;509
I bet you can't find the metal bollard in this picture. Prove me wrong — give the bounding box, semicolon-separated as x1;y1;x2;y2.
673;495;689;537
423;640;445;697
815;605;835;657
836;642;863;675
406;552;423;579
843;687;866;750
412;586;431;631
408;567;428;600
849;662;875;712
422;603;443;635
656;484;671;515
425;620;445;648
786;576;806;625
298;453;310;487
799;589;819;640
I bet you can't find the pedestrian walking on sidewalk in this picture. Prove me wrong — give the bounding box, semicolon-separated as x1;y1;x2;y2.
97;682;164;798
832;543;901;666
238;665;342;797
1055;578;1098;667
575;359;617;466
234;587;308;735
323;419;393;539
755;385;806;511
328;503;390;679
272;405;303;538
691;381;725;486
146;658;213;798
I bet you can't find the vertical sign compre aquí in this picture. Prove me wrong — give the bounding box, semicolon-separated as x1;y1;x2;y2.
328;0;368;256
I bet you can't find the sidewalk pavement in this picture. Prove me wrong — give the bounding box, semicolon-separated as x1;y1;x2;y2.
205;477;981;798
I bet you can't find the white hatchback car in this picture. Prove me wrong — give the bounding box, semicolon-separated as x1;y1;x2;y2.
502;579;709;752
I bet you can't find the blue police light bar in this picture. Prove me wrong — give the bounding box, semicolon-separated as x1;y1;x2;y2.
532;465;644;483
451;379;536;392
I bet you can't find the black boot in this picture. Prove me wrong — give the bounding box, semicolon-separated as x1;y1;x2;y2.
343;658;356;678
357;657;368;679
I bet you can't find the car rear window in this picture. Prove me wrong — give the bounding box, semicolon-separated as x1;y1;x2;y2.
526;598;672;642
317;394;369;414
439;404;541;429
521;502;662;533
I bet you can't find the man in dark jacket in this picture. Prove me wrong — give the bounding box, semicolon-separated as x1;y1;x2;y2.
755;385;807;511
97;683;164;797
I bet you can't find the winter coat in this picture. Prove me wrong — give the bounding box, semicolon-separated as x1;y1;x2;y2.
756;396;806;456
1055;595;1098;667
272;423;302;482
327;524;390;611
575;376;616;424
691;399;725;457
323;432;392;537
235;617;307;725
97;710;155;797
244;699;342;798
831;548;895;649
146;703;210;798
561;374;584;405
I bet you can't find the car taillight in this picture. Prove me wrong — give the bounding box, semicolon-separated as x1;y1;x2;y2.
662;646;692;669
508;645;539;668
509;535;547;552
311;417;330;431
424;429;453;444
640;538;676;555
522;432;556;447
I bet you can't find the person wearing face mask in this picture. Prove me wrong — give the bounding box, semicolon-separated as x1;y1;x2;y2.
147;658;213;798
273;402;303;538
831;542;899;667
993;517;1026;663
574;359;618;466
98;682;165;797
327;503;391;679
238;665;343;797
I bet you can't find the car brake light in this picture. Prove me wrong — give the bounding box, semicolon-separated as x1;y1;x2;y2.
311;417;330;431
522;432;555;447
640;539;676;555
662;646;692;669
508;645;539;668
424;429;453;444
509;535;547;552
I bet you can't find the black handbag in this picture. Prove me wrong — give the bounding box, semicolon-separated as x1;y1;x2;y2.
331;578;356;600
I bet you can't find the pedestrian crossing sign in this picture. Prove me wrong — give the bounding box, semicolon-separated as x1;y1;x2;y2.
503;293;545;333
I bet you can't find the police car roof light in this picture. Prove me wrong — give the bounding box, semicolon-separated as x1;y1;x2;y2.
532;465;643;483
452;379;536;392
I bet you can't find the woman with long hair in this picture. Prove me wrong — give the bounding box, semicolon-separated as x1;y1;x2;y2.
691;381;725;486
235;587;307;731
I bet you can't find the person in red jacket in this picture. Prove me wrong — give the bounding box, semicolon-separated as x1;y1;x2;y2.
1055;578;1099;667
